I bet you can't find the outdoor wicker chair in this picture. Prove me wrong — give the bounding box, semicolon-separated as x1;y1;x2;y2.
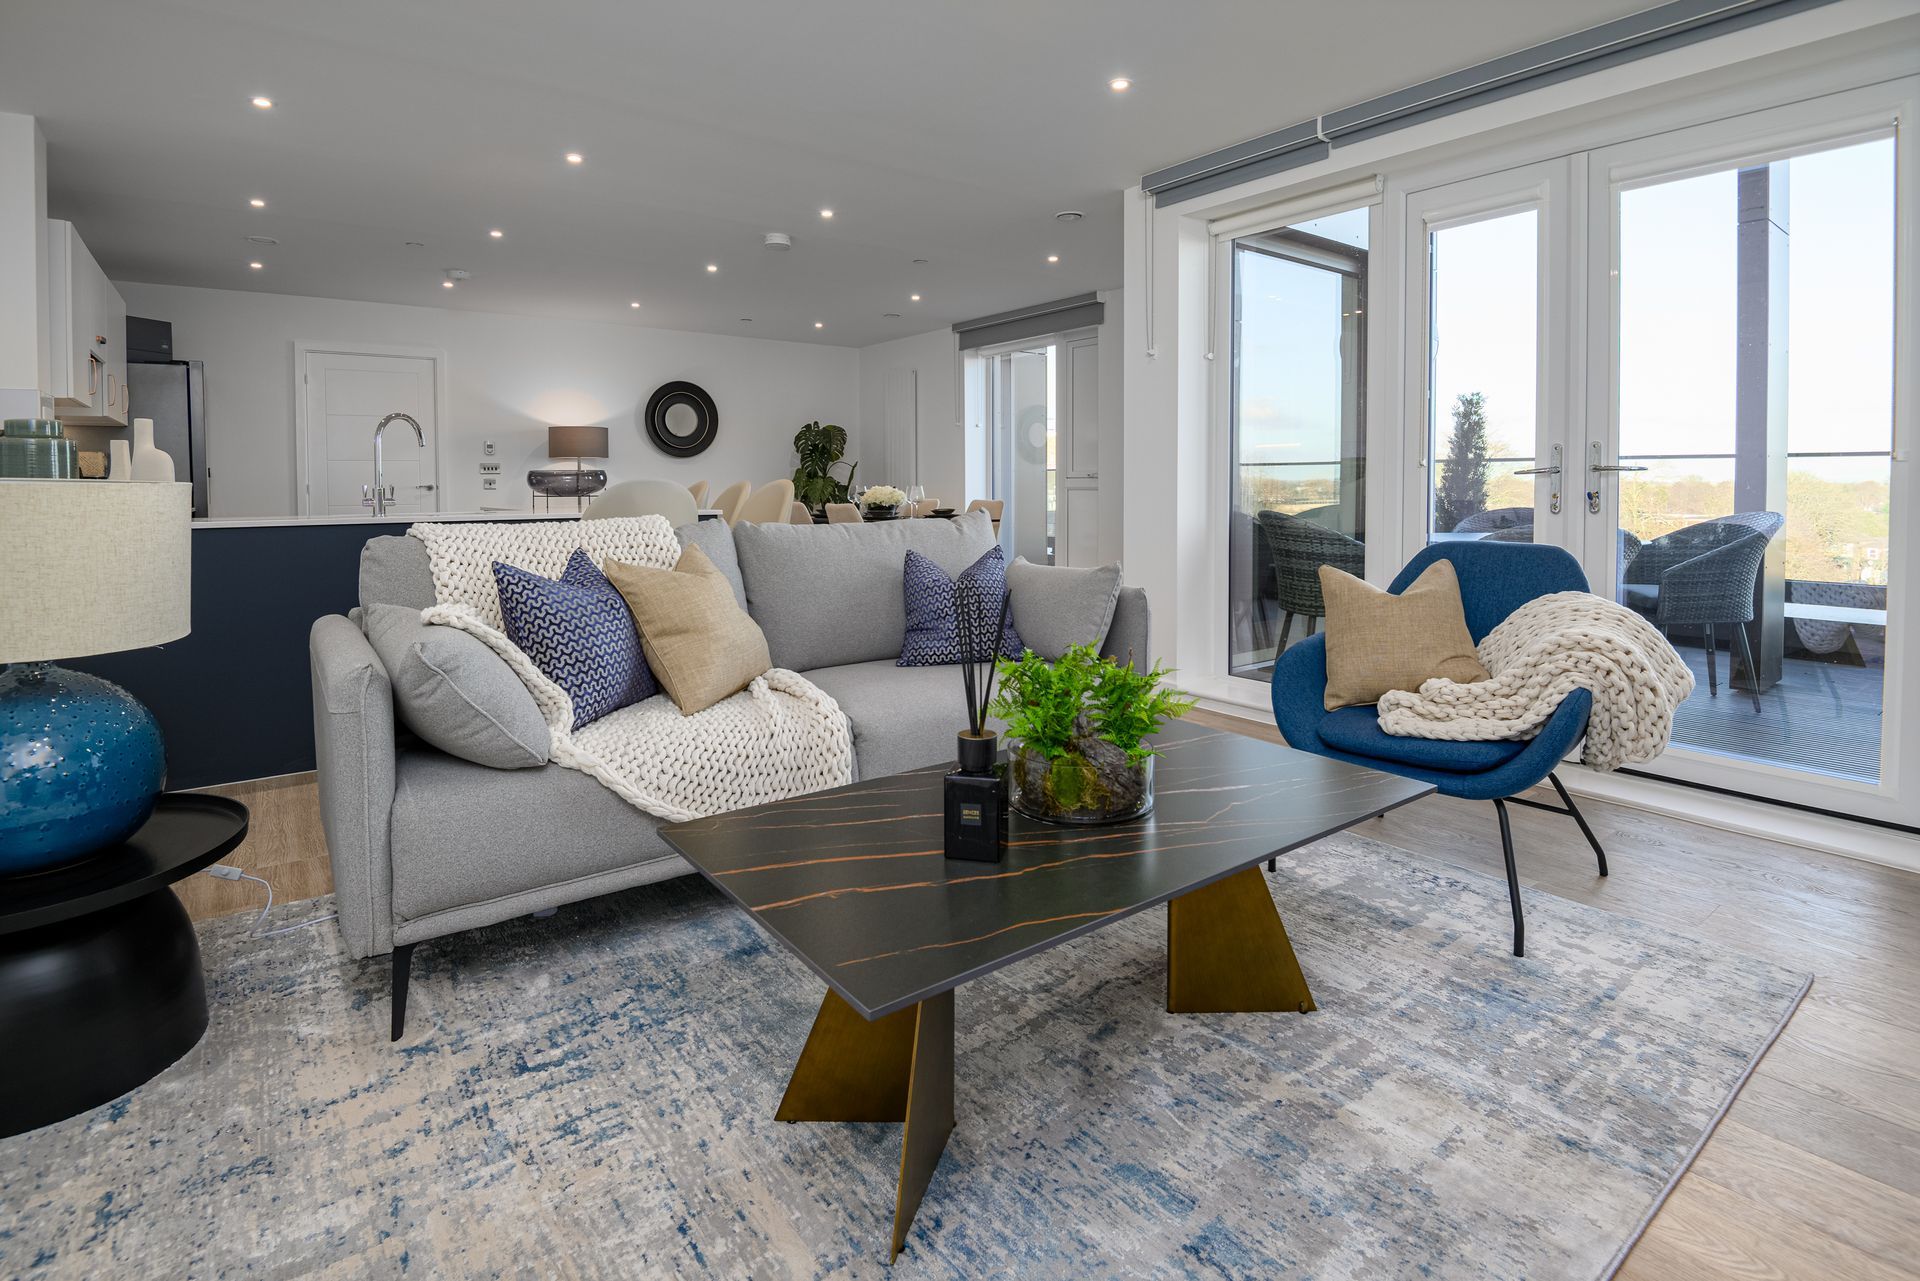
1621;511;1784;713
1254;509;1367;649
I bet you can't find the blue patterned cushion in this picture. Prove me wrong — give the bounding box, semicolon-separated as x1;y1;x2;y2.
493;550;657;729
898;547;1024;667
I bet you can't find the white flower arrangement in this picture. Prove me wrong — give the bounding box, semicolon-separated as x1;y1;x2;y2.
862;484;908;508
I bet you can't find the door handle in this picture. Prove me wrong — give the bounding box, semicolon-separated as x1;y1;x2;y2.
1516;445;1562;514
415;484;436;491
1587;443;1648;513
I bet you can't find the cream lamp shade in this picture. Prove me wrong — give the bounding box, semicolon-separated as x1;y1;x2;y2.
548;425;610;459
0;480;192;663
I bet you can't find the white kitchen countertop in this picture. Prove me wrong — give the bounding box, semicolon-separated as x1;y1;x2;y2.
193;510;580;530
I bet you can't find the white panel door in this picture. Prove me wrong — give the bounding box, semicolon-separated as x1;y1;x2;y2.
302;351;440;517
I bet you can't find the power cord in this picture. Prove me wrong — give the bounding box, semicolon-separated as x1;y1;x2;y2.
204;865;338;938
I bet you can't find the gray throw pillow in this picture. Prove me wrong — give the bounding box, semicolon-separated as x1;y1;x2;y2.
362;603;550;769
675;518;748;611
1006;557;1123;660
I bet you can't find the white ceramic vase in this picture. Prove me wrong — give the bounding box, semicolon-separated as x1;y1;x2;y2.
108;438;133;481
130;417;175;482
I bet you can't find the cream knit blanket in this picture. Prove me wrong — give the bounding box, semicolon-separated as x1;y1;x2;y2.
406;518;853;823
1375;592;1694;771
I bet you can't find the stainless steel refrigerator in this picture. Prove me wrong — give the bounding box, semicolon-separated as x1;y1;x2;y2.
126;361;208;517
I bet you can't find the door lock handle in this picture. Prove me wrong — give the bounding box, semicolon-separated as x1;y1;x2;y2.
1513;465;1559;476
1516;445;1562;514
1590;463;1648;473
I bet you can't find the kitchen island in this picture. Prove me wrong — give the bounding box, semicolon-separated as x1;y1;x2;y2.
72;511;576;789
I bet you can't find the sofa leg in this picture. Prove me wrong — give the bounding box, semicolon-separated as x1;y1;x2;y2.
391;943;416;1043
1492;799;1524;958
1547;772;1608;877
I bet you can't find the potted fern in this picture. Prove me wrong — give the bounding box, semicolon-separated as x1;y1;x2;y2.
989;644;1193;824
790;420;857;515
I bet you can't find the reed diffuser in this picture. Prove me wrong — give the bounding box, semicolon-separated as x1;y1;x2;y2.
944;581;1012;862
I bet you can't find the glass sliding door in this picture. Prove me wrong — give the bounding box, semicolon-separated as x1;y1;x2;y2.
1225;207;1369;681
1605;133;1899;789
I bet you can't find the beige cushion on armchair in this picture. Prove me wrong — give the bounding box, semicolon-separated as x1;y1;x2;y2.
606;544;772;714
1319;560;1489;710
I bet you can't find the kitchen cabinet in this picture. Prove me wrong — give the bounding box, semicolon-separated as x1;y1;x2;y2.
46;219;128;426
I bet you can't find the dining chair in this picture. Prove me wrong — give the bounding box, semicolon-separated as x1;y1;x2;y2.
966;499;1004;521
1254;509;1367;649
687;480;709;509
581;479;696;528
789;501;813;525
710;480;752;525
825;503;863;525
736;479;795;525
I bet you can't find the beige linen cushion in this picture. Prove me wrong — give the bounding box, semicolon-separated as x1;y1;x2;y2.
606;544;773;715
1319;560;1489;710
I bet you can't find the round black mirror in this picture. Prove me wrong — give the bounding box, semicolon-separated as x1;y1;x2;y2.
644;382;718;457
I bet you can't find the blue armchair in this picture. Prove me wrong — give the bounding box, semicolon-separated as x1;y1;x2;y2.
1270;542;1609;956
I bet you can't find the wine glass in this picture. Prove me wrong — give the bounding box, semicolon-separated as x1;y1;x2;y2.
907;484;925;516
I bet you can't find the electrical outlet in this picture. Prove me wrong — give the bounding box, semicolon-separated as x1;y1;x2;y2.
479;462;502;476
481;475;499;492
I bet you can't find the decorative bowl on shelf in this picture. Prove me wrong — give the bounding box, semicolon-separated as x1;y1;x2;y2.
527;469;608;499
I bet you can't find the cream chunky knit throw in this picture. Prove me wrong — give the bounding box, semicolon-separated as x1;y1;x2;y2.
1375;592;1694;771
407;518;853;823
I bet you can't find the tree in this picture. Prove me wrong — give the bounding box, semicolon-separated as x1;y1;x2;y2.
1433;392;1491;532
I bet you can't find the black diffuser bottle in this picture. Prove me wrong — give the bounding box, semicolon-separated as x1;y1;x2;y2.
944;586;1010;863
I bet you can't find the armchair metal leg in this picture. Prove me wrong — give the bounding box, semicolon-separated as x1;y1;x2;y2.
1278;612;1294;650
1704;623;1718;695
1733;623;1762;714
391;943;416;1042
1492;799;1525;957
1546;772;1608;877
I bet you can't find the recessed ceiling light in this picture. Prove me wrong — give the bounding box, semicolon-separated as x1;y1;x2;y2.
1055;210;1085;222
248;261;263;270
249;198;266;208
251;96;273;109
912;258;929;265
884;312;902;318
488;228;504;239
245;235;278;245
1047;254;1059;263
405;241;425;248
706;263;718;273
630;301;641;308
564;152;584;165
442;280;455;288
813;321;824;329
819;208;834;219
910;293;922;301
1108;77;1132;92
739;317;753;323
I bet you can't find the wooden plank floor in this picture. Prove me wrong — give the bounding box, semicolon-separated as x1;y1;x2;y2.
182;729;1920;1280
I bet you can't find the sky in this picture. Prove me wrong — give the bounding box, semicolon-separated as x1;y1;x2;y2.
1235;135;1897;487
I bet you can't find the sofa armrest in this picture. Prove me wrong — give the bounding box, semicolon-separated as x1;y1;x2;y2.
1270;634;1331;752
1100;587;1151;674
310;613;398;959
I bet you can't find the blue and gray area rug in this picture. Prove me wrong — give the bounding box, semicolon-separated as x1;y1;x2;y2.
0;834;1807;1280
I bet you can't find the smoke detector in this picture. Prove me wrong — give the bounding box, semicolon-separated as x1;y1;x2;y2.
763;232;793;250
245;235;279;246
1054;210;1085;222
444;268;471;282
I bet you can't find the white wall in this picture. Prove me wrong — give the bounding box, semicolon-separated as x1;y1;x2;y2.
855;327;961;509
0;113;50;420
113;282;861;518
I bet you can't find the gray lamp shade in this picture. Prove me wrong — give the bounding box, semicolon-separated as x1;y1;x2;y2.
0;480;192;662
548;425;609;460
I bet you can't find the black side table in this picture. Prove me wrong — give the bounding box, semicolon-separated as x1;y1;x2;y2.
0;793;249;1138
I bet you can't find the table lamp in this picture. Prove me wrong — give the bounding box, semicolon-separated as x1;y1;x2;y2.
0;480;191;871
527;424;610;511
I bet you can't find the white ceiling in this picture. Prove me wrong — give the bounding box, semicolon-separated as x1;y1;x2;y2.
1;0;1653;347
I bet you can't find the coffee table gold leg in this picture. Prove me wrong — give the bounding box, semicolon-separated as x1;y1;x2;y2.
1167;865;1317;1014
775;987;956;1264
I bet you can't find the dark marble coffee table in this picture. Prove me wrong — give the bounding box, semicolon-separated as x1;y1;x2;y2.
660;722;1432;1261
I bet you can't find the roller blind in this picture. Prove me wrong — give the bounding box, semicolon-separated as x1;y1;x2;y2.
953;293;1105;350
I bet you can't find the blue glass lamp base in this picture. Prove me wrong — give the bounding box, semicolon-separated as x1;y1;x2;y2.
0;663;167;874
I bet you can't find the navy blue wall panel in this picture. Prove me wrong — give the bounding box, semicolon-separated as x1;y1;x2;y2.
69;520;419;791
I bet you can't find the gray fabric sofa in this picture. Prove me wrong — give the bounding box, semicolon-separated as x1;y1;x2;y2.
309;510;1148;1036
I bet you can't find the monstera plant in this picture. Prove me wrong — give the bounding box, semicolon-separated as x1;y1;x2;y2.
791;420;857;512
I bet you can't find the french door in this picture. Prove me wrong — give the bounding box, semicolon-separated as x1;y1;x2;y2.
1401;82;1917;826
